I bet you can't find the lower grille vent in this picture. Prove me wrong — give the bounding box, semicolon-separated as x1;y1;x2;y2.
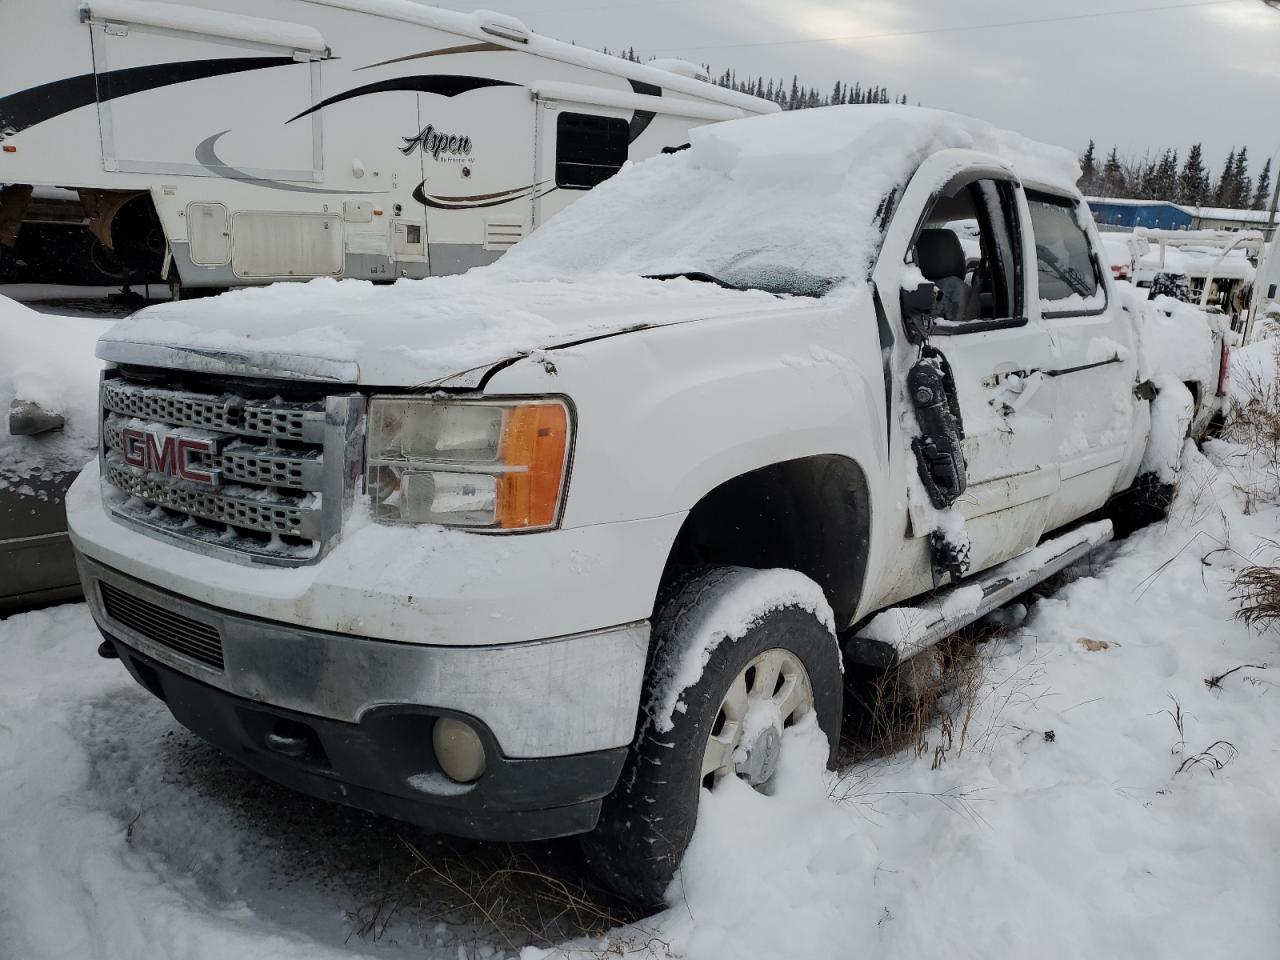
101;582;225;670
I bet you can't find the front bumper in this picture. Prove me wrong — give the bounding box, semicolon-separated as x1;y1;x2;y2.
79;556;648;759
108;639;626;841
81;560;645;840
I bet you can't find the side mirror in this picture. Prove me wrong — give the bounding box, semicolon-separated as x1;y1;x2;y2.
8;399;65;437
902;278;969;344
900;282;938;344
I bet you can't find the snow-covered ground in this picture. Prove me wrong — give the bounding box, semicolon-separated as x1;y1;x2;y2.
3;397;1279;957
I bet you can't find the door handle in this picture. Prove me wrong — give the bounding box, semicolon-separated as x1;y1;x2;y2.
982;368;1040;389
988;369;1046;416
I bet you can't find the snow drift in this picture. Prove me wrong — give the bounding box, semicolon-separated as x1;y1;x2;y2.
0;294;105;480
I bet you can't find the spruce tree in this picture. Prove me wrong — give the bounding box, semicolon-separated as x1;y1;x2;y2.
1254;158;1273;211
1139;160;1158;199
1154;149;1179;201
1232;147;1251;210
1179;144;1209;206
1102;147;1123;197
1080;140;1097;193
1214;148;1237;206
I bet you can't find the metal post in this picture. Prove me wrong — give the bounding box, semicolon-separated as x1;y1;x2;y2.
1264;4;1280;238
1270;166;1280;243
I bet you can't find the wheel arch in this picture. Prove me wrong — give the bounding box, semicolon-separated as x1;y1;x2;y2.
656;453;872;628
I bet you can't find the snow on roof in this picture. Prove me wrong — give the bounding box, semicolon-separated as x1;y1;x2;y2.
496;105;1081;288
1137;245;1257;281
1188;206;1278;224
300;1;777;114
1086;196;1182;208
1088;196;1278;224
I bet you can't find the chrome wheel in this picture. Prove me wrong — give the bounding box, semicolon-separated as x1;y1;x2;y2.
701;647;815;789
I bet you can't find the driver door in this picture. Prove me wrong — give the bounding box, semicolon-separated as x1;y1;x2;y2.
874;151;1061;596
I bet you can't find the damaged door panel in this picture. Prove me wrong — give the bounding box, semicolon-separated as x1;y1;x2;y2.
876;159;1065;584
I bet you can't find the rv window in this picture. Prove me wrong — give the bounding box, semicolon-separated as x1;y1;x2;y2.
556;113;629;190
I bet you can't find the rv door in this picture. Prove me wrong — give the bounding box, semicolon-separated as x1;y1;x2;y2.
83;5;326;180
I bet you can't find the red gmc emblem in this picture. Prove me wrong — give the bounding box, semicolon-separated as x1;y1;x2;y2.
121;427;221;487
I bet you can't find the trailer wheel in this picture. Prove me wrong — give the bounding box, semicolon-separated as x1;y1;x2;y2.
581;566;842;908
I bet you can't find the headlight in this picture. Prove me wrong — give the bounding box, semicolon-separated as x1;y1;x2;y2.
366;397;572;530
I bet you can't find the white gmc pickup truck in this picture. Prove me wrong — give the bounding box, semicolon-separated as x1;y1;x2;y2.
66;107;1221;906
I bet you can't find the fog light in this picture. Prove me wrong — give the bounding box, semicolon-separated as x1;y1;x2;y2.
433;717;486;783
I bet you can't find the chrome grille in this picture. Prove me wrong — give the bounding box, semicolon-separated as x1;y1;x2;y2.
105;460;321;538
101;580;224;669
99;374;363;564
103;416;323;491
102;379;325;442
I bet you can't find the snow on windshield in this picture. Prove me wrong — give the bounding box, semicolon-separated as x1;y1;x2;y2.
495;105;1080;296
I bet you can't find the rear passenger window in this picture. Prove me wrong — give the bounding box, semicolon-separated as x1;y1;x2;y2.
1027;194;1104;313
556;113;629;190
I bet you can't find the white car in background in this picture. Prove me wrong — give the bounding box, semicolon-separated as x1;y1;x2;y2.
1101;234;1134;280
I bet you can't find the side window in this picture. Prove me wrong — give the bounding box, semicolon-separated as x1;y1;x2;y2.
908;177;1025;330
1026;193;1105;314
555;113;629;190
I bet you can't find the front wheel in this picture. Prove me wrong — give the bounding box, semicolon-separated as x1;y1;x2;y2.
581;566;843;908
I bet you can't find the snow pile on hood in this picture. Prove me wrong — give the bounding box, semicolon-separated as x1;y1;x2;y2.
496;105;1080;290
99;274;794;386
0;294;104;479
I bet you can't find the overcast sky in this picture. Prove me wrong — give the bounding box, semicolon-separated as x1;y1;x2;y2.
432;0;1280;170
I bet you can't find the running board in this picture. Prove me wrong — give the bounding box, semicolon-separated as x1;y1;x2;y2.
845;519;1114;669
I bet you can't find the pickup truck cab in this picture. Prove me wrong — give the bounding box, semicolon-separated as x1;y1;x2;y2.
67;107;1209;906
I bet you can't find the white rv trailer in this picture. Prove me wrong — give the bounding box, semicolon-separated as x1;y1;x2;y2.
0;0;777;292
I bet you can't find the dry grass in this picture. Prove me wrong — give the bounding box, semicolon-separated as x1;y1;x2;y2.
342;838;657;956
1216;340;1280;631
849;628;993;765
1220;340;1280;511
1233;561;1280;630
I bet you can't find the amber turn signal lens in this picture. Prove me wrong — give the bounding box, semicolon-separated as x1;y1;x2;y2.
496;402;569;529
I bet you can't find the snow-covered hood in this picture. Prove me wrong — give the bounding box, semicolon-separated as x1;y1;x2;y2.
97;274;808;386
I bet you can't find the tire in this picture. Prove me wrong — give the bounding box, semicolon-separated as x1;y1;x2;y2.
581;566;843;908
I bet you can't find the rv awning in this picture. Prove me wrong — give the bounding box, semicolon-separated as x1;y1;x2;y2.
80;1;329;54
530;82;748;122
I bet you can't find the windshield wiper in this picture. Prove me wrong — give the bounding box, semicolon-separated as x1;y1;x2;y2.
644;271;743;291
1037;245;1093;299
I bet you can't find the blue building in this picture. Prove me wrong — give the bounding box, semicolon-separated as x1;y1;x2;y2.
1086;198;1194;231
